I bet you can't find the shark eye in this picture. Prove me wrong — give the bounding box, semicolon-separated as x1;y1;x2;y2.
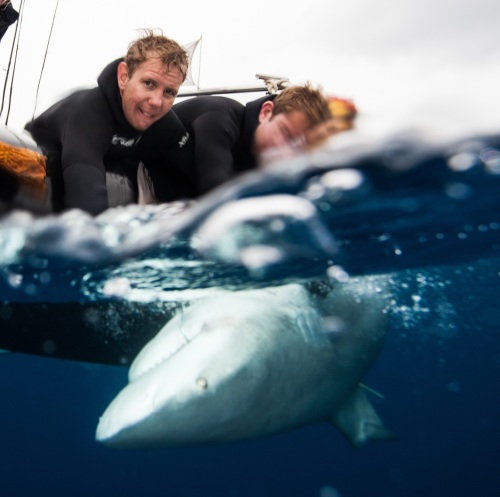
196;377;208;389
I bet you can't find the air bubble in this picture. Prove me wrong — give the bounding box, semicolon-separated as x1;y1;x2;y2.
448;152;477;171
326;265;349;282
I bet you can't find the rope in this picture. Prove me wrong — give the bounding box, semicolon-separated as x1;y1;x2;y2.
32;0;59;120
0;0;23;121
4;0;25;124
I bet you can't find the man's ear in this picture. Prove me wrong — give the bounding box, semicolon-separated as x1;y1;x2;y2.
258;100;275;123
117;61;129;94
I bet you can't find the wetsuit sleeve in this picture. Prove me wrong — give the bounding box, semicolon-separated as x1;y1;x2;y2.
60;109;111;215
188;110;242;194
138;111;197;202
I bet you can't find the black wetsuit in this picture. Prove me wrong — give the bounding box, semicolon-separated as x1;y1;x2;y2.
172;94;274;194
25;59;195;215
0;3;18;43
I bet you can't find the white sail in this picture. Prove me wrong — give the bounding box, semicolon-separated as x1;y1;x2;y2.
181;37;202;88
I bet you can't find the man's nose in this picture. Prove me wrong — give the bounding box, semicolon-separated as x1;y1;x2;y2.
148;90;163;107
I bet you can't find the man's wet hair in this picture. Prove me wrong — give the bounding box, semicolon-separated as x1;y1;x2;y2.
272;82;332;127
124;28;189;82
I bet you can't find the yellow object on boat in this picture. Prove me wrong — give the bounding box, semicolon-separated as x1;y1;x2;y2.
0;140;47;198
328;96;357;120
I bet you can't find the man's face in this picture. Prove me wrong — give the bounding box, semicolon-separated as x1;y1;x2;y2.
253;101;311;156
117;58;184;132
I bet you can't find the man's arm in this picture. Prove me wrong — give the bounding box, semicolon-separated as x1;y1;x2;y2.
60;110;111;215
189;110;242;193
138;110;198;202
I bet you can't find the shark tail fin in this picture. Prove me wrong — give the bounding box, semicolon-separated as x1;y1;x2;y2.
330;386;396;448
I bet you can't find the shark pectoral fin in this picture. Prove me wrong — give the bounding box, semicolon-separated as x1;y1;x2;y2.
330;386;396;448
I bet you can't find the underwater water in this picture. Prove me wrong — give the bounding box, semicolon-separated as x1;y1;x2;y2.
0;128;499;496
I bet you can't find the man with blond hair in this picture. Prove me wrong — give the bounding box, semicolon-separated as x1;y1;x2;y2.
25;29;194;215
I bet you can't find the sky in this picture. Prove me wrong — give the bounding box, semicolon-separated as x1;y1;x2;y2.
1;0;499;138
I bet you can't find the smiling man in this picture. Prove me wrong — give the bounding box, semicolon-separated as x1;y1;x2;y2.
25;30;194;215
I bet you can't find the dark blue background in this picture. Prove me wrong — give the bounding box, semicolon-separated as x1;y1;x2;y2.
0;259;498;497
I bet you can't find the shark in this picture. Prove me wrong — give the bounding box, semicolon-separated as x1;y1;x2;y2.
96;279;394;449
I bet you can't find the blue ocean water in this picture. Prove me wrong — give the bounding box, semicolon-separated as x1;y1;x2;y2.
0;128;499;496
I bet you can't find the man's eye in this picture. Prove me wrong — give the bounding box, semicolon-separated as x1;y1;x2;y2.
144;80;154;87
164;89;175;97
